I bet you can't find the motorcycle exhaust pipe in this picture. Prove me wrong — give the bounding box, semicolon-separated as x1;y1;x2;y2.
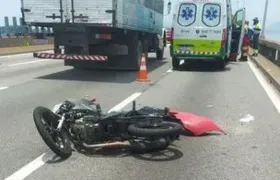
82;141;130;148
82;138;170;152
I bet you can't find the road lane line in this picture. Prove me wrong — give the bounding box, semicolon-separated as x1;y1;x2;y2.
4;92;142;180
166;68;173;73
4;151;55;180
248;59;280;113
108;92;142;113
8;60;51;67
0;86;9;91
166;60;185;73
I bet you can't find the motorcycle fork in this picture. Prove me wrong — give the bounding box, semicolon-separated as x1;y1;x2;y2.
56;115;66;132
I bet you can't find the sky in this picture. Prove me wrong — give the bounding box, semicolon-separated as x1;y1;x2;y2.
0;0;278;28
232;0;278;27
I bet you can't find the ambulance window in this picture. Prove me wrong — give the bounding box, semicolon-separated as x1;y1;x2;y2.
232;9;244;29
177;3;197;26
202;3;221;27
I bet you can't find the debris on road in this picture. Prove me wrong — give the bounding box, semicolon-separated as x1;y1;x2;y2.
239;114;255;123
167;110;225;136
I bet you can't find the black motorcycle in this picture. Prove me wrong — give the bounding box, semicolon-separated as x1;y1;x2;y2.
33;98;182;158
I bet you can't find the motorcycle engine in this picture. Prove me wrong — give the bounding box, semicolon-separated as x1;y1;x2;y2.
71;115;103;144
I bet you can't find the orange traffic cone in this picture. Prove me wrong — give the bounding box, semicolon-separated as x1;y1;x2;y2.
136;53;150;82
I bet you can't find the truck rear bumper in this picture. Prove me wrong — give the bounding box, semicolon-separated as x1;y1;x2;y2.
33;52;108;61
171;51;223;61
174;56;222;61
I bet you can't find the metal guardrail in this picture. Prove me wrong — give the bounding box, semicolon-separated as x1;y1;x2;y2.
258;38;280;65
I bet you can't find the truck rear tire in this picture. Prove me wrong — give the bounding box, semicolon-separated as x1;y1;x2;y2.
127;33;143;70
172;57;180;70
156;48;164;60
136;40;143;67
217;59;226;70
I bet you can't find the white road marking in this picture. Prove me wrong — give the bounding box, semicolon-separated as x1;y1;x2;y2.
9;60;51;67
248;59;280;113
166;60;185;73
4;151;55;180
4;92;142;180
0;86;9;91
108;92;142;113
166;68;173;73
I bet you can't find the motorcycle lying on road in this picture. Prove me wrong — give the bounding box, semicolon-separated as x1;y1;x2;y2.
33;98;182;159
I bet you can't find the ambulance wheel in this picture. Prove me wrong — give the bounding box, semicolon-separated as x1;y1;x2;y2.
156;48;164;60
172;57;180;70
217;59;226;70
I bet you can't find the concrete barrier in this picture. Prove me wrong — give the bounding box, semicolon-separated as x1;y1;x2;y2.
0;44;53;56
0;37;53;48
258;38;280;64
249;38;280;92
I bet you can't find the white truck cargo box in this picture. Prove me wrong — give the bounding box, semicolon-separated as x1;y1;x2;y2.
22;0;164;34
23;0;113;24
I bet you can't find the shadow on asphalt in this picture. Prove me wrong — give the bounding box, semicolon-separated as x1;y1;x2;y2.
44;155;66;164
180;130;224;137
36;58;167;83
229;61;242;65
131;147;183;162
79;146;183;162
44;146;183;163
176;61;232;72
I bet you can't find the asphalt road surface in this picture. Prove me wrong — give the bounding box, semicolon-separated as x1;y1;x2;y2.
1;48;280;180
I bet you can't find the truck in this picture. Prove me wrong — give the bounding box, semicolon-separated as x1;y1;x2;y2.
21;0;166;70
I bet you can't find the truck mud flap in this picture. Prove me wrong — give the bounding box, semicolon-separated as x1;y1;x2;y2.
33;52;108;61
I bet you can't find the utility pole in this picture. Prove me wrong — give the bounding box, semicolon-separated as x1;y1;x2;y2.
261;0;269;38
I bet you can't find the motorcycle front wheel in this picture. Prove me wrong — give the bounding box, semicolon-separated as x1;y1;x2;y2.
33;106;72;159
127;121;182;137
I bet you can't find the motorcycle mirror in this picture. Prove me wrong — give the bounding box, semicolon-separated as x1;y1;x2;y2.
132;100;136;111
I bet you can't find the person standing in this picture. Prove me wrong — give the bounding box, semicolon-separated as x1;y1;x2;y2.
240;20;250;61
252;17;262;56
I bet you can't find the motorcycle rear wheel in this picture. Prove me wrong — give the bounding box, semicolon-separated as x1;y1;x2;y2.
127;121;182;137
33;106;72;159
